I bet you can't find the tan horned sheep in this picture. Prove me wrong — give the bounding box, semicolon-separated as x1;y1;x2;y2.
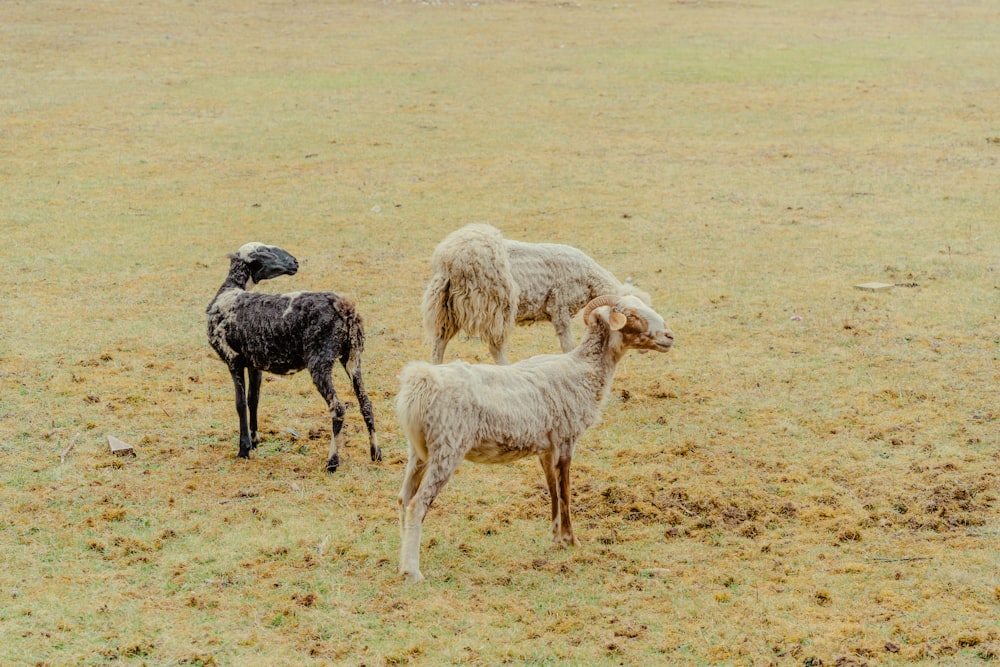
396;294;674;582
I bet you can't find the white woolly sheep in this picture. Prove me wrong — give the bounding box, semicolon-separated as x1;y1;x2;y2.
422;222;653;364
396;294;674;582
206;242;380;472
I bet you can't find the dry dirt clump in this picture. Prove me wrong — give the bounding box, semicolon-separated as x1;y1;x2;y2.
875;466;998;532
575;481;779;539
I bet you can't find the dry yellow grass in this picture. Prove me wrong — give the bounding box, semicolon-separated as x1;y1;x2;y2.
2;0;998;665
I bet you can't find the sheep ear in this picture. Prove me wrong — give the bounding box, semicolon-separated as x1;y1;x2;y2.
609;311;627;331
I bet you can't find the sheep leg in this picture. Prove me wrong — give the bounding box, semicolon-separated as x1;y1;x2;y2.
397;450;427;576
309;364;345;472
229;366;253;459
247;368;263;449
343;356;381;463
430;336;452;365
401;447;463;582
487;341;510;366
556;455;579;547
539;451;562;542
552;312;577;353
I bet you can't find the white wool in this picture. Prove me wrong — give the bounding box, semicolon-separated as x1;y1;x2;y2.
396;294;675;582
421;223;653;364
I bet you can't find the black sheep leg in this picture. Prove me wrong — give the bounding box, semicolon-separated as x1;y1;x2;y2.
310;364;345;472
347;361;381;462
229;366;254;458
247;368;263;449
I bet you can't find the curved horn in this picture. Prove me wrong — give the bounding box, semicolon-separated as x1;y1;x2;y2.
581;295;620;325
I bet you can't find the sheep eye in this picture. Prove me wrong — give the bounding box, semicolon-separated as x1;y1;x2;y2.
625;314;647;332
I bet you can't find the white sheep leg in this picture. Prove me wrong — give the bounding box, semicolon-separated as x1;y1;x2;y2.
400;448;463;582
488;343;510;366
552;313;577;353
430;336;450;365
397;452;427;576
400;504;425;583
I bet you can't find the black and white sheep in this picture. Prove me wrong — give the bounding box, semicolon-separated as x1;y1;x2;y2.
206;242;380;472
422;222;654;364
396;294;674;582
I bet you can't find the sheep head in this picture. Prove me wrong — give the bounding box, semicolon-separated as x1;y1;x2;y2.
581;294;674;353
233;242;299;285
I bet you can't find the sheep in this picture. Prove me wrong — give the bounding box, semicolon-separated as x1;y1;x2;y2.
206;242;380;472
396;293;674;582
422;222;653;365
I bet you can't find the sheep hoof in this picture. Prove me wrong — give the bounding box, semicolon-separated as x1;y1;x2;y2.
371;446;382;463
237;448;251;459
325;455;339;473
552;534;579;549
402;570;425;583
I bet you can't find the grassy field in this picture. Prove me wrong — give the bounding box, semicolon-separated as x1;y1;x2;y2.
2;0;999;664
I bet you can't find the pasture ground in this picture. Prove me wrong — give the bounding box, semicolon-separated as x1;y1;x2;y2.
2;1;998;664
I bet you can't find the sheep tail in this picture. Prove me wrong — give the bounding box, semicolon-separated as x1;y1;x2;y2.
395;362;439;461
421;223;517;350
421;271;454;343
328;295;366;371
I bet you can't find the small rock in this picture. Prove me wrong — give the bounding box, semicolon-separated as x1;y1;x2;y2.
107;435;135;457
855;282;894;292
